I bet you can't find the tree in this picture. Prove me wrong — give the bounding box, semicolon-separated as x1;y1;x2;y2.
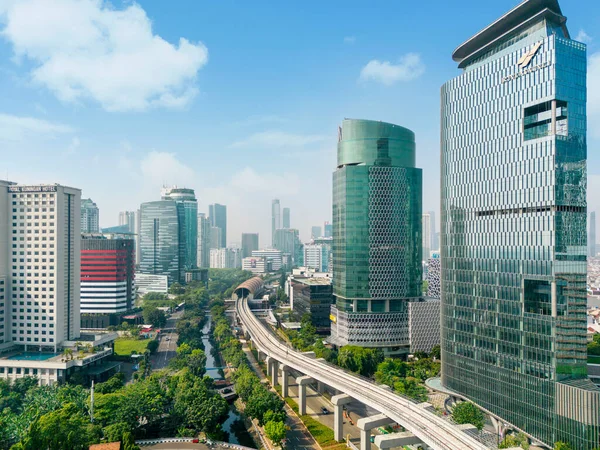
337;346;384;377
499;432;529;449
451;402;484;431
187;349;207;377
169;282;185;295
147;339;159;353
245;385;284;425
430;345;441;360
143;307;166;328
265;420;287;447
173;378;228;432
553;443;572;450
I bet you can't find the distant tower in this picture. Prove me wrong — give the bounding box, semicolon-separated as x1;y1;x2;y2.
271;199;281;246
81;198;99;233
283;207;290;229
209;204;227;248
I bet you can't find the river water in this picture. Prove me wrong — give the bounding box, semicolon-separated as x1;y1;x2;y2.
201;315;242;445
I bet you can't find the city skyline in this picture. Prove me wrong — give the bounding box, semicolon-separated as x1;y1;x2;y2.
3;0;600;244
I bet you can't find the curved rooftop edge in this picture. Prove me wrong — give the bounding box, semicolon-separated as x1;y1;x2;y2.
452;0;568;66
340;118;415;141
234;277;264;297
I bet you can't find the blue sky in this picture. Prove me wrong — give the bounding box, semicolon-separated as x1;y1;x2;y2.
1;0;599;244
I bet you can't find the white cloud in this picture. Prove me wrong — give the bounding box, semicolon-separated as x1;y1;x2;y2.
140;151;195;187
360;53;425;85
229;131;328;149
588;53;600;139
64;136;80;155
0;0;208;112
576;29;592;44
0;113;73;141
344;36;356;44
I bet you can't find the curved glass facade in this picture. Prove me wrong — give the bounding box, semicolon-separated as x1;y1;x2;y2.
441;6;600;448
330;119;422;352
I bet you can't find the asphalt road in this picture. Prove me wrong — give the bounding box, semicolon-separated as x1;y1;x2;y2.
151;310;183;371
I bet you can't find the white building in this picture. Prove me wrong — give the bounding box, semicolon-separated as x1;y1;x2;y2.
251;249;282;271
135;273;168;296
81;198;99;233
422;213;431;262
210;248;242;269
242;257;270;274
304;244;329;272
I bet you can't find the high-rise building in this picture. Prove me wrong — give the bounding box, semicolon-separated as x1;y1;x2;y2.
1;182;82;349
162;187;198;270
274;228;302;268
209;248;242;269
81;198;99;233
422;213;431;261
313;236;333;272
209;203;227;248
210;227;222;250
590;212;596;258
271;199;281;246
441;1;599;447
282;207;290;229
197;213;211;268
429;211;438;252
252;249;283;272
139;201;180;284
242;233;259;259
311;226;322;239
323;222;332;238
303;244;328;272
118;210;141;266
330;119;422;355
80;236;135;314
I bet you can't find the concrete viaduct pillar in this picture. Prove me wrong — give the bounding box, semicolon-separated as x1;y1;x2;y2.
374;432;422;449
296;376;313;415
356;414;394;450
280;364;290;397
331;394;352;441
271;359;279;387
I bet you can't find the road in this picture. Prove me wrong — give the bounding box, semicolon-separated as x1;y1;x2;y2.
236;297;489;450
151;309;183;371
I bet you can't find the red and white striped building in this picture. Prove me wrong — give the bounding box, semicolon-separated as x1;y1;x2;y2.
81;237;135;314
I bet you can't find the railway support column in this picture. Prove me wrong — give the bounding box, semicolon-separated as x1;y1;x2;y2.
357;414;394;450
265;356;273;380
280;364;290;397
374;432;422;449
271;359;279;386
331;394;352;441
296;376;313;415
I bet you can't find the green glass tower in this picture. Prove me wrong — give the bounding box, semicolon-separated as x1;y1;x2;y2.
330;119;422;354
162;187;198;272
441;0;600;448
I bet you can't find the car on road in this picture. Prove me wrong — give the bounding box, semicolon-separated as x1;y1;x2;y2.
321;407;329;415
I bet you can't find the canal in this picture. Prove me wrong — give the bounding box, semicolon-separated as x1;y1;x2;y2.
202;315;251;446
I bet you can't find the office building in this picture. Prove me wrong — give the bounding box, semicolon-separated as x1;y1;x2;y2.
408;300;440;354
311;226;322;239
282;207;290;229
117;210;141;265
197;213;211;268
289;277;333;331
210;227;222;250
139;201;180;284
209;203;227;248
252;249;283;272
324;222;332;238
313;236;333;272
135;273;168;296
81;198;99;233
80;236;135;315
242;257;270;274
441;1;599;447
429;211;438;252
426;254;440;299
422;213;431;261
242;233;259;259
590;212;596;258
162;187;198;270
274;228;302;268
303;244;329;273
118;211;136;232
210;247;242;269
0;182;82;349
271;199;281;246
329;119;422;354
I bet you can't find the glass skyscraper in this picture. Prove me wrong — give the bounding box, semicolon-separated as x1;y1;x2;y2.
139;201;180;284
329;119;422;354
271;199;280;246
161;187;198;271
441;0;599;448
209;203;227;248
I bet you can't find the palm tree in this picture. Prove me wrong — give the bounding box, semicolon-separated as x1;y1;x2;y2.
63;348;74;361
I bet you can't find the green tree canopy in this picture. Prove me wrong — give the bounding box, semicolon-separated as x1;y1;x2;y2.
265;420;287;447
451;402;484;431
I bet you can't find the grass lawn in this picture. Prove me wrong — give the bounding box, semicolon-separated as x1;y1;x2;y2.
114;338;150;356
284;397;337;446
588;355;600;364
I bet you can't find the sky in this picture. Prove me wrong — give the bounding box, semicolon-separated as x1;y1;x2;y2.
1;0;600;245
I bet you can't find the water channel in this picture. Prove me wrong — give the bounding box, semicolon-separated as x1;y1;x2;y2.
201;315;247;446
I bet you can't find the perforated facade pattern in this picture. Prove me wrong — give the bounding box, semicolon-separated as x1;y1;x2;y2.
426;257;441;299
441;6;600;448
331;119;422;351
408;300;440;353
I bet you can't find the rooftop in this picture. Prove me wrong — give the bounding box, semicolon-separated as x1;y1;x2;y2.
453;0;568;68
295;277;332;286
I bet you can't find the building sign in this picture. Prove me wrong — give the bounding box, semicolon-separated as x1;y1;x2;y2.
330;314;337;323
502;41;549;83
8;185;57;193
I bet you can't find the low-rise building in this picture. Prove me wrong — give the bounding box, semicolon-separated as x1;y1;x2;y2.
288;275;333;332
135;273;168;296
251;249;283;271
210;247;242;269
242;257;270;274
